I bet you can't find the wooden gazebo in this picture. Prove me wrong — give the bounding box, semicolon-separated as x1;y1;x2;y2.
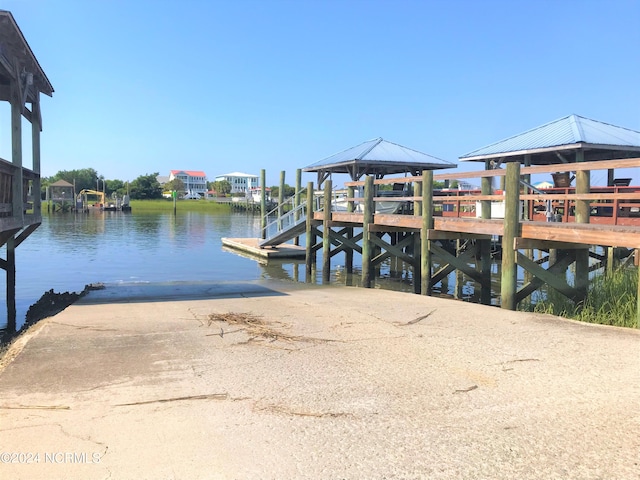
0;10;54;331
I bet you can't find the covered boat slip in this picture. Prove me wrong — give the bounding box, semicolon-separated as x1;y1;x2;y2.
293;157;640;323
0;10;53;330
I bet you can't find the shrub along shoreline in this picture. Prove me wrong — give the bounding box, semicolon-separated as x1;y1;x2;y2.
525;267;639;328
129;199;235;212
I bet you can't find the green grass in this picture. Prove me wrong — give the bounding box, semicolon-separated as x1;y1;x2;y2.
129;199;235;212
526;267;639;328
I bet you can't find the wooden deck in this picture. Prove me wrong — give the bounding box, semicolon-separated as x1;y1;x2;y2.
323;212;640;249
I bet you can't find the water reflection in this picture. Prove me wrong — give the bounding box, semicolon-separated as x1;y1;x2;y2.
2;209;507;332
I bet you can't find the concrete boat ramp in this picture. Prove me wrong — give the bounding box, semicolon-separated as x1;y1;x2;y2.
0;280;638;479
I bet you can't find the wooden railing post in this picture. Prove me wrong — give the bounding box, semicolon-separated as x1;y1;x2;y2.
277;171;285;230
421;170;433;295
260;169;266;239
294;168;301;246
362;176;374;288
501;162;520;310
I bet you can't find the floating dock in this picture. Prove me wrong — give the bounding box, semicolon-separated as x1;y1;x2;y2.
221;237;306;259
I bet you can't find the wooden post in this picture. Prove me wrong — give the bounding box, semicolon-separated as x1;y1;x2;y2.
421;170;433;295
277;171;285;230
575;150;590;299
305;181;315;282
345;185;354;274
260;169;266;239
32;96;41;218
362;176;374;288
294;168;301;246
11;79;23;220
480;165;492;305
322;179;332;283
501;162;520;310
413;179;422;294
6;236;16;331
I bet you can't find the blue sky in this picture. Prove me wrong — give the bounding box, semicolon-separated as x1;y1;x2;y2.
2;0;639;187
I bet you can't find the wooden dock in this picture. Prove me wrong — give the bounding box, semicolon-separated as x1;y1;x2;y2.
236;159;640;326
221;237;306;259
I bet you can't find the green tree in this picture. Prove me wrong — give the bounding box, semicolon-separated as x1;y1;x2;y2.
210;180;231;196
45;168;99;193
270;183;295;199
105;179;126;197
164;178;186;194
130;173;162;200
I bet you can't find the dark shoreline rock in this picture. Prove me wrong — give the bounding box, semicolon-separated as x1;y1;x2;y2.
0;283;104;349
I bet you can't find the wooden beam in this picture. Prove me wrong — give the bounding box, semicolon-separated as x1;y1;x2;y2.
370;233;416;266
514;238;591;250
430;242;487;286
515;250;576;303
434;217;504;236
516;251;579;302
520;223;640;249
427;230;492;241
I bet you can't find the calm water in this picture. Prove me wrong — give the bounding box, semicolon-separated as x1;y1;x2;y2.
1;210;427;331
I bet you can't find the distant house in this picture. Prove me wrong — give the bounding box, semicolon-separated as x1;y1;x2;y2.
215;172;259;195
169;170;207;197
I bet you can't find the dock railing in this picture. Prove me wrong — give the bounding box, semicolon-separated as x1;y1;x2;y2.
261;187;322;244
0;157;41;241
339;157;640;227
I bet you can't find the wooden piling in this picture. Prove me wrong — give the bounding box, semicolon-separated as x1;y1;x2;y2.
574;152;590;299
362;176;374;288
345;185;354;274
421;170;433;295
413;179;422;294
322;179;332;283
501;162;520;310
305;181;315;282
480;168;492;305
6;236;16;331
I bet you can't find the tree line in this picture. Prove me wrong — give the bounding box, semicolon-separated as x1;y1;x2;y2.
42;168;237;200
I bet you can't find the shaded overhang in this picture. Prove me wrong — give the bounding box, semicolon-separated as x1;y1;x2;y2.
303;137;455;184
459;115;640;165
0;10;54;102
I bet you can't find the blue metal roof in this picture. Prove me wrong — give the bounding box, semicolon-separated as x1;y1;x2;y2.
305;138;454;169
459;115;640;161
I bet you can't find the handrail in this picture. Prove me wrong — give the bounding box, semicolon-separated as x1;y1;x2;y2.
262;187;322;241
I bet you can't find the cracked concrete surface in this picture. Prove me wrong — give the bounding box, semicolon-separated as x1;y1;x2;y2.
0;280;639;479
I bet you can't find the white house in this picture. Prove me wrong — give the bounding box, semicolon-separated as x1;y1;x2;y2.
215;172;259;195
169;170;208;197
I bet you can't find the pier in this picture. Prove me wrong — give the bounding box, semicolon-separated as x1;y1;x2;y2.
0;11;54;331
231;157;640;326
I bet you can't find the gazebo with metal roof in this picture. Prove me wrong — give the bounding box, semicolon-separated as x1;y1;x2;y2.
459;114;640;173
303;137;455;186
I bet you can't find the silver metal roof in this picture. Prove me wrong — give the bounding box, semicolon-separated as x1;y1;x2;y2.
460;115;640;163
304;138;454;183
